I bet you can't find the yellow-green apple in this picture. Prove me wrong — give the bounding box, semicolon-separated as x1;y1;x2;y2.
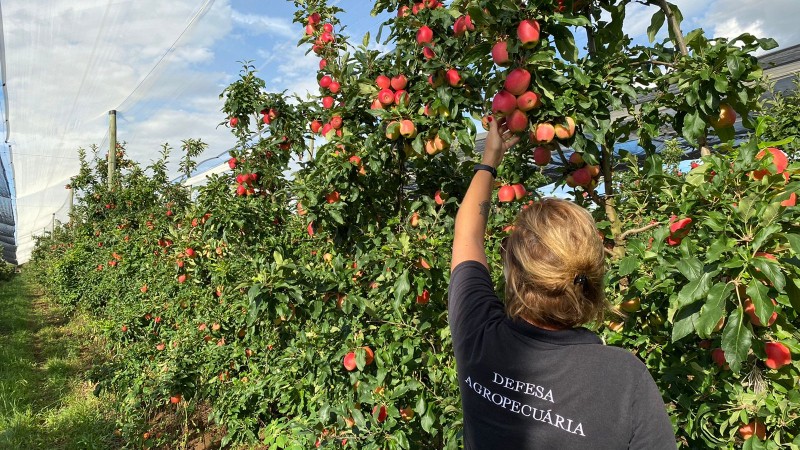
399;120;417;138
709;103;736;128
555;117;576;139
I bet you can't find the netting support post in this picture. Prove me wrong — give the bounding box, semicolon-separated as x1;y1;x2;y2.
51;213;54;234
108;110;117;188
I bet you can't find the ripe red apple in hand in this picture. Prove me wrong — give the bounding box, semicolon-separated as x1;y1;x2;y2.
492;90;517;116
506;109;529;133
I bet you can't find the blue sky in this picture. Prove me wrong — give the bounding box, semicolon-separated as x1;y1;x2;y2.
1;0;799;262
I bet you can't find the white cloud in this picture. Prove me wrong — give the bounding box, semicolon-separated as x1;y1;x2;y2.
230;10;296;38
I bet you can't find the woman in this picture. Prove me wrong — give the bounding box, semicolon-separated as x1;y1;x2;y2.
448;117;676;449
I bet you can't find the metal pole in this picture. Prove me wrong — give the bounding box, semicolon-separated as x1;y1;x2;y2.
51;213;55;234
69;187;74;221
108;110;117;188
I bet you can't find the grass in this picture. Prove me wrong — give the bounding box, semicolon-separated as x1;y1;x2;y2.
0;273;122;449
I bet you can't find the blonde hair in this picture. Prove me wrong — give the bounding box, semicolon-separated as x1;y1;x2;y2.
502;198;607;328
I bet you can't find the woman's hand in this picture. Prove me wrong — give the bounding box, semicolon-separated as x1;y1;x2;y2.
482;116;520;168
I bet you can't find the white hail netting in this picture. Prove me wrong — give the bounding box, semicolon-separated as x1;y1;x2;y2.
1;0;238;264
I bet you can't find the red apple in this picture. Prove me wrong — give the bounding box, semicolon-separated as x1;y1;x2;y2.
710;103;736;128
711;348;728;369
319;59;328;70
764;342;791;369
517;91;541;111
517;19;541;48
416;26;433;44
569;152;584;166
328;81;341;94
506;109;529;133
492;90;517;116
326;191;341;204
229;117;239;127
308;12;321;26
394;90;410;106
512;184;526;200
434;190;447;205
453;15;474;36
322;96;335;109
573;167;592;187
376;75;391;89
390;74;408;90
170;394;182;404
319;75;332;88
504;68;531;96
362;346;375;365
416;289;430;304
753;147;789;180
492;41;510;66
378;88;395;106
533;123;555;144
533;147;551;166
498;185;516;202
669;218;692;239
397;5;410;17
446;68;462;87
422;46;435;60
320;31;334;43
323;23;333;33
305;24;315;36
370;98;384;110
373;405;388;423
343;352;357;371
739;419;766;441
310;120;323;134
228;157;237;169
744;298;777;327
410;212;420;227
781;192;797;207
399;120;417;138
428;70;444;87
330;116;343;129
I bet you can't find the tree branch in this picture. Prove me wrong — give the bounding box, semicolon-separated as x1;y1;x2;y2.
618;221;661;240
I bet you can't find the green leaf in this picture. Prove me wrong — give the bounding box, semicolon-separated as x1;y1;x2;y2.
786;234;800;256
752;224;781;252
721;308;753;373
746;281;775;327
393;269;410;307
697;282;732;337
750;257;785;291
742;436;766;450
677;273;712;307
647;10;666;43
672;302;702;342
618;256;638;276
421;412;435;434
787;278;800;312
676;257;704;281
727;53;744;79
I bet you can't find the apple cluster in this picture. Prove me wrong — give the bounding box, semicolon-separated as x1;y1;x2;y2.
234;172;259;197
396;0;444;18
497;183;527;203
